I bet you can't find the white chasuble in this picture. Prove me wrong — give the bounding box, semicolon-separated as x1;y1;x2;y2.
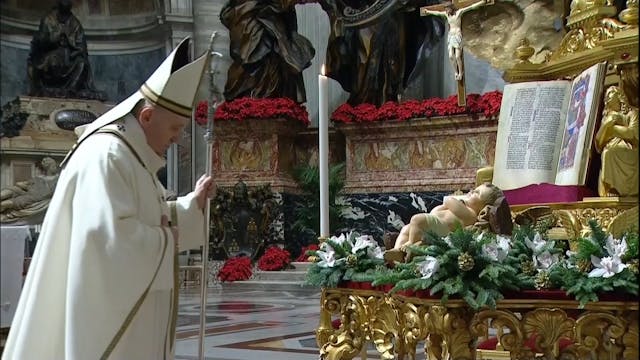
2;114;205;360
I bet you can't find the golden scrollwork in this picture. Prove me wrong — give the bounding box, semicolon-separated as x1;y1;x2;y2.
316;290;341;348
549;16;630;61
425;305;475;360
318;291;397;360
396;301;427;360
523;309;575;358
317;288;639;360
567;312;626;360
471;309;536;360
622;315;639;359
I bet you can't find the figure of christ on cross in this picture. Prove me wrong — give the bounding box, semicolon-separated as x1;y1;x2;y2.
420;0;493;106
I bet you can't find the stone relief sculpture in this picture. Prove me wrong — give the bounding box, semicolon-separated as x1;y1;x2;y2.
594;85;639;197
1;157;60;224
459;0;565;69
27;0;105;100
220;0;315;103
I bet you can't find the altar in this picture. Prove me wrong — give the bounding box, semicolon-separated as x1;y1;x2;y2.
316;284;638;360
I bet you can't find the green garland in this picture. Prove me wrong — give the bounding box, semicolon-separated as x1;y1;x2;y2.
554;220;639;307
305;232;385;288
305;219;639;309
372;228;523;310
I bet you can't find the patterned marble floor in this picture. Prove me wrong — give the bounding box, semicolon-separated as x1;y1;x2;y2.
175;287;401;360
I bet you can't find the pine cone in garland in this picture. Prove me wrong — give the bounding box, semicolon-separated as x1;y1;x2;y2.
577;259;592;273
458;252;475;272
628;259;639;274
534;271;551;290
521;259;537;276
346;254;358;268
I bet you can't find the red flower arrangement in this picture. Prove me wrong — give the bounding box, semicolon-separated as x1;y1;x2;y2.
295;244;320;262
257;246;292;271
331;91;503;124
217;256;253;282
195;97;310;126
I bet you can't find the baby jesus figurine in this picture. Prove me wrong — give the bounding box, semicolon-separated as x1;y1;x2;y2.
384;182;511;263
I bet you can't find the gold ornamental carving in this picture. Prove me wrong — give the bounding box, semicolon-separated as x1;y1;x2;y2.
569;312;626;359
318;291;398;360
548;16;630;62
471;309;536;359
622;316;639;359
317;288;639;359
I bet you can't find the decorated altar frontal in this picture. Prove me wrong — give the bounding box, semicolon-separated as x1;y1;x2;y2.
316;285;638;360
337;114;497;194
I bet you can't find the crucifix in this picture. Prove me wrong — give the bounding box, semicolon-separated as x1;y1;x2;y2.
420;0;493;107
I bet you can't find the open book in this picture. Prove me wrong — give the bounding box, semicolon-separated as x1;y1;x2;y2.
492;62;607;191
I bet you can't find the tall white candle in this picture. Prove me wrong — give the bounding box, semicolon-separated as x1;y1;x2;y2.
318;65;330;238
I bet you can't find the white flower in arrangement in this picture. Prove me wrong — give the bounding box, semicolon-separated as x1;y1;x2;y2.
525;232;550;253
474;232;486;242
588;255;628;278
533;250;559;270
330;233;347;246
604;235;628;259
352;234;377;253
417;256;440;279
443;235;453;247
316;248;337;268
482;236;511;262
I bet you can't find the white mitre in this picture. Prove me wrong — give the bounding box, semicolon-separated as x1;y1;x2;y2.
70;36;209;145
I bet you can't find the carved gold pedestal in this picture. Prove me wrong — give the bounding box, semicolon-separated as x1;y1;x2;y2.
317;286;639;360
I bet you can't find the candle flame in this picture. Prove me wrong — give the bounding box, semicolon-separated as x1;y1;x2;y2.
321;64;326;76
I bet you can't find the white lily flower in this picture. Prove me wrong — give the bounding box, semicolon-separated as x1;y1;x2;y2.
525;232;548;253
316;249;337;268
497;235;512;253
533;251;559;270
475;232;486;242
330;233;346;246
482;237;510;262
604;235;628;259
417;256;440;279
588;255;628;278
352;235;376;253
482;242;501;262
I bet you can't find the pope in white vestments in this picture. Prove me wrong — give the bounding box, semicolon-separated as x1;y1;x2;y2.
3;37;212;360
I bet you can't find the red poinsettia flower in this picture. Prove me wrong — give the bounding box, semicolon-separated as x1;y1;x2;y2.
330;91;503;124
257;246;291;271
217;256;253;282
195;97;310;126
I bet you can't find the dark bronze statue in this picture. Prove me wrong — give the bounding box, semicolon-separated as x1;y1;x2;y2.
27;0;105;100
320;0;445;106
220;0;315;103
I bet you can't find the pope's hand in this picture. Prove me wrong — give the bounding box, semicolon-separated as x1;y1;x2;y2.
194;174;215;210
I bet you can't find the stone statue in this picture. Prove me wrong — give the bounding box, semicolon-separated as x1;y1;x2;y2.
1;157;60;224
594;85;639;197
384;182;510;263
220;0;315;103
320;0;445;106
421;0;489;81
27;0;105;100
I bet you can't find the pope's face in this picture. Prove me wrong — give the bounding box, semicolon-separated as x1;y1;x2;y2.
139;105;189;157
